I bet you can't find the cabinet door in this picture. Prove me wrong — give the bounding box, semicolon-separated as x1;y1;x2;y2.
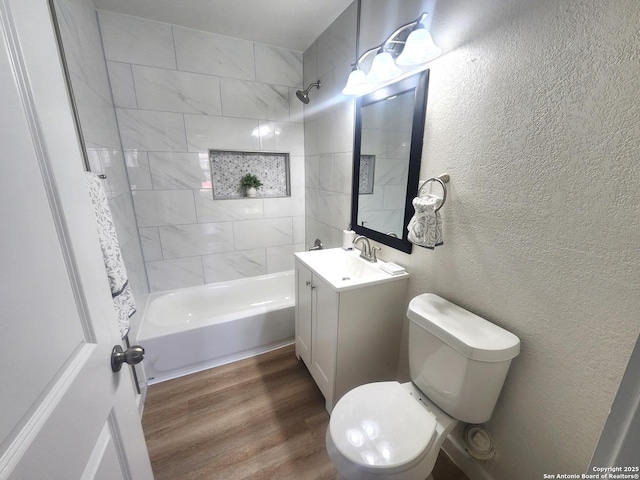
311;276;339;407
295;261;312;365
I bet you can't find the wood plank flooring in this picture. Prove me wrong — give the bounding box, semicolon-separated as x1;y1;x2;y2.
142;344;469;480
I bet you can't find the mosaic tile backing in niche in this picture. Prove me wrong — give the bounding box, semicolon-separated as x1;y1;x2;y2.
359;155;375;194
209;150;290;199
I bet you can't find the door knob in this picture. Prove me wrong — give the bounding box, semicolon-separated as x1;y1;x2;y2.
111;344;145;372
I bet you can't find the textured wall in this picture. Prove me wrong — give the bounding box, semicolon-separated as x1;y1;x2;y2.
98;11;306;292
54;0;149;337
368;0;640;477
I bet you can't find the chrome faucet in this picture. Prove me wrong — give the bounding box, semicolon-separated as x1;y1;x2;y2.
354;235;380;262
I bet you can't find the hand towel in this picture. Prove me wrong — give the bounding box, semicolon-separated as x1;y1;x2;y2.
86;172;135;338
407;194;443;249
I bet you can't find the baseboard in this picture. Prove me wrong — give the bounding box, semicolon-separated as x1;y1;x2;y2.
442;426;496;480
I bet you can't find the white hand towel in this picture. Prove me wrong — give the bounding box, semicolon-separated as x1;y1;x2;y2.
407;194;443;249
86;172;135;338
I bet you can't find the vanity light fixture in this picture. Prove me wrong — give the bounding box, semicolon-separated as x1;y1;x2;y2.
342;12;440;96
366;50;402;83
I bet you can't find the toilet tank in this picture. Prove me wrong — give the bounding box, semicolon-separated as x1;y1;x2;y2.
407;294;520;424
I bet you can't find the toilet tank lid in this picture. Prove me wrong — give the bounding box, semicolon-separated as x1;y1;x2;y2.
407;294;520;362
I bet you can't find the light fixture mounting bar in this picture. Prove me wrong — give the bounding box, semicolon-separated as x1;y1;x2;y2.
354;12;428;66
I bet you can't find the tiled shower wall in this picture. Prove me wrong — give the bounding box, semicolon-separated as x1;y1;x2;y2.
98;12;306;292
302;3;357;249
54;0;149;336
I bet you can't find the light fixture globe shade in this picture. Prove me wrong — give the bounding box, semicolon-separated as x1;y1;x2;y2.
366;52;402;83
396;29;441;66
342;69;370;95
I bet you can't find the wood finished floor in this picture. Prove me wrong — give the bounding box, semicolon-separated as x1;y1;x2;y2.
142;344;469;480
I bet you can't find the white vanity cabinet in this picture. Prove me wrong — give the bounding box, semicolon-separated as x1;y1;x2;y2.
294;250;409;412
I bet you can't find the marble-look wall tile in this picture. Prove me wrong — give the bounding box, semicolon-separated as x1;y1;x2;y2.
303;40;318;91
117;108;187;151
220;79;289;121
289;155;305;187
133;66;222;115
304;118;319;156
233;218;293;250
305;217;333;249
316;4;356;78
293;216;305;244
387;130;412;159
316;104;354;154
202;249;267;283
194;191;264;222
72;81;122;148
149;152;211;189
362;128;388;158
382;185;407;210
56;0;112;102
85;145;126;196
98;11;176;69
108;193;138;246
184;114;260;152
159;222;235;258
106;61;137;108
146;257;204;292
132;190;197;227
318;153;334;191
98;11;304;291
139;227;162;261
317;193;351;229
305;154;320;189
266;244;305;273
263;187;305;217
303;3;356;248
173;26;255;80
374;157;408;187
358;190;384;212
124;150;152;190
289;88;304;123
332;152;352;194
258;121;305;155
56;0;150;329
255;44;303;87
305;187;319;220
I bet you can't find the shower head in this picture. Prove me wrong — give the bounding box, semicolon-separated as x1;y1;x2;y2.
296;80;321;104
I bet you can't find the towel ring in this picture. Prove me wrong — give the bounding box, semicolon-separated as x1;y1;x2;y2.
418;173;449;213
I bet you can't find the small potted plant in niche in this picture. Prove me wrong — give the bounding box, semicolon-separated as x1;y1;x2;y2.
240;173;263;197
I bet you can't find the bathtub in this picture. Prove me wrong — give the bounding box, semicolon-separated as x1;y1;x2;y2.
138;271;295;384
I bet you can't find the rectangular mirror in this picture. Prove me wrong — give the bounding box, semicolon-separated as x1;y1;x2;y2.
351;71;430;253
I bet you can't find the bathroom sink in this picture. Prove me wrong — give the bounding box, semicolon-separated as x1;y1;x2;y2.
295;248;409;292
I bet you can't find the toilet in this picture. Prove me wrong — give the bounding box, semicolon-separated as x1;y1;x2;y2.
326;293;520;480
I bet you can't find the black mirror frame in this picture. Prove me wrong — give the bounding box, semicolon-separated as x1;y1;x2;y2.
350;70;430;253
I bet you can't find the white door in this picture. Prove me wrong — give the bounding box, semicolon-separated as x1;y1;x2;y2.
0;1;153;479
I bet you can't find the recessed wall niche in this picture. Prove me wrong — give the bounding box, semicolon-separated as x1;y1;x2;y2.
359;155;375;194
209;150;291;199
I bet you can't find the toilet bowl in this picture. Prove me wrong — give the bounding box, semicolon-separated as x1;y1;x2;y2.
326;294;520;480
326;381;457;480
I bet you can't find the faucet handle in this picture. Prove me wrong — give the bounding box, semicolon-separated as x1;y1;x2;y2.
372;246;381;262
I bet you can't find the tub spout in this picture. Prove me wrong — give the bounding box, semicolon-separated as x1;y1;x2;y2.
309;238;323;251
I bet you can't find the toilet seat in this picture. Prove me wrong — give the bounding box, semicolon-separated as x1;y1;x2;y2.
329;382;438;475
